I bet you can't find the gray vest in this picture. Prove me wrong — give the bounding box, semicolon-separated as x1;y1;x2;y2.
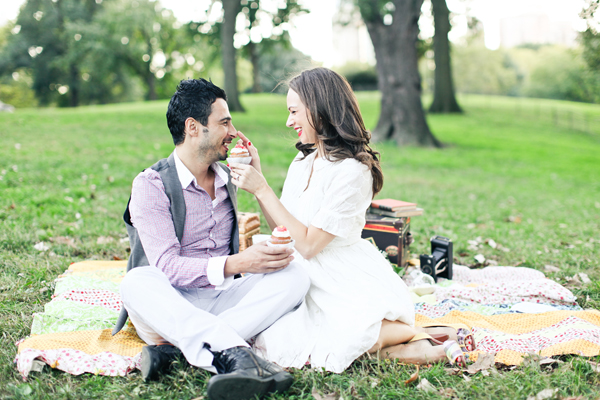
112;152;239;335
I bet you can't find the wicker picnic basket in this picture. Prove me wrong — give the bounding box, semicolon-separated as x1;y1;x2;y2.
238;212;261;251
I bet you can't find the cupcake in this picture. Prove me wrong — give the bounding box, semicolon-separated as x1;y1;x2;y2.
227;140;252;165
266;226;295;249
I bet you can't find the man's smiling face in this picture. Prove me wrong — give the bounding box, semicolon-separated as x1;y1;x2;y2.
197;98;237;163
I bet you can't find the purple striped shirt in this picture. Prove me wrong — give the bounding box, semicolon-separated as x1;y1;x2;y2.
130;153;234;289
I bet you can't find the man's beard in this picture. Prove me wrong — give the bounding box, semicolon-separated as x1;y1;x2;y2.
197;138;228;164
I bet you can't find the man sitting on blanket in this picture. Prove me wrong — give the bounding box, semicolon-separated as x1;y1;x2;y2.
115;78;309;400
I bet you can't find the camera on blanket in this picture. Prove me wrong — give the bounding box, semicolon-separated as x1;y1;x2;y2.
420;235;453;282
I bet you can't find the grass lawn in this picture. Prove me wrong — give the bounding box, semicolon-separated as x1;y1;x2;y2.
1;92;599;399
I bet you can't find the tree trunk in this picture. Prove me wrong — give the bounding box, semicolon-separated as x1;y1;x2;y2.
221;0;245;112
361;0;441;147
69;64;79;107
146;73;156;101
146;39;157;101
429;0;462;113
248;41;261;93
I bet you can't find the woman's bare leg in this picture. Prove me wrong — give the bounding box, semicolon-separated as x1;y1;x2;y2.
378;339;447;365
368;319;420;353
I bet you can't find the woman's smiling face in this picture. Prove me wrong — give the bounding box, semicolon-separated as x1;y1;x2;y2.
286;89;317;144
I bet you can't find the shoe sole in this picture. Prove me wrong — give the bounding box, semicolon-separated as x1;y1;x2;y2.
140;346;158;382
206;371;293;400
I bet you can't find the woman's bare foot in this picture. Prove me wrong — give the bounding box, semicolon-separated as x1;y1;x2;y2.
417;326;458;342
378;339;446;365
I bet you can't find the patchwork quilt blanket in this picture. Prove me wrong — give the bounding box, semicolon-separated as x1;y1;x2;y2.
14;261;599;379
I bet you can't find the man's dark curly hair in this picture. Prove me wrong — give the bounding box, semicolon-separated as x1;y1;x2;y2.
166;79;227;145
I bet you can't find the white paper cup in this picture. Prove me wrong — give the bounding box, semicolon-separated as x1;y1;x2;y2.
252;234;270;244
266;239;295;250
412;285;435;296
227;156;252;165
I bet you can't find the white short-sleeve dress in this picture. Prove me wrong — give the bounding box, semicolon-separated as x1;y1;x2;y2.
253;151;415;373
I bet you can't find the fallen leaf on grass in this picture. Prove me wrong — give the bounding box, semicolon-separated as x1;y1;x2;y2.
586;360;600;372
97;236;115;245
348;382;359;397
416;378;435;392
311;388;339;400
445;367;461;375
526;388;558;400
474;254;486;264
50;236;75;247
404;365;419;385
463;375;471;382
506;215;522;223
467;352;495;374
370;378;379;388
578;273;591;284
538;357;563;367
544;265;560;273
563;275;582;289
439;388;456;398
33;242;49;251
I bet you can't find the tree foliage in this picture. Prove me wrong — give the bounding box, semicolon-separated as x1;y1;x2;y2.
0;0;101;106
0;0;214;107
580;0;600;70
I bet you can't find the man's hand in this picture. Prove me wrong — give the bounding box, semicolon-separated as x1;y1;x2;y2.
224;242;294;276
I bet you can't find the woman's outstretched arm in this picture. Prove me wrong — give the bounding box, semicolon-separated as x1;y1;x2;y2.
228;162;334;260
235;131;278;230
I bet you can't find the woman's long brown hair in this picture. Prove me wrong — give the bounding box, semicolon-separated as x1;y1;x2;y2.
289;68;384;196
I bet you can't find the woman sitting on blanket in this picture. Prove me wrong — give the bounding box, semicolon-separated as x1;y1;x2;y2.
230;67;474;372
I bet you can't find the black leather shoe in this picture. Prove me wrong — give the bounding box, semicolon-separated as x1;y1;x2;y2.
206;346;293;400
140;344;185;381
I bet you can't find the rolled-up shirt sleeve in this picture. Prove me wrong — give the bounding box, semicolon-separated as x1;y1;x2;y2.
130;170;213;288
207;256;234;290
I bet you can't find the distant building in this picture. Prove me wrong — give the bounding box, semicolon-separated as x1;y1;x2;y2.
499;14;577;48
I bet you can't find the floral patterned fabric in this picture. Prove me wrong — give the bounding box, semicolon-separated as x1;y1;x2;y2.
433;266;578;306
415;299;582;319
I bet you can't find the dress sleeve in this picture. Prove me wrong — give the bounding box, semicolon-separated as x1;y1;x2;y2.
310;159;373;238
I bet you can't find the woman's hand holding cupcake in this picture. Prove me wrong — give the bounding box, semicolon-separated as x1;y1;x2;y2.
229;161;270;197
235;131;261;173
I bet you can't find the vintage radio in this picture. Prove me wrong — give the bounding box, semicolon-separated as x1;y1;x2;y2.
362;213;414;268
